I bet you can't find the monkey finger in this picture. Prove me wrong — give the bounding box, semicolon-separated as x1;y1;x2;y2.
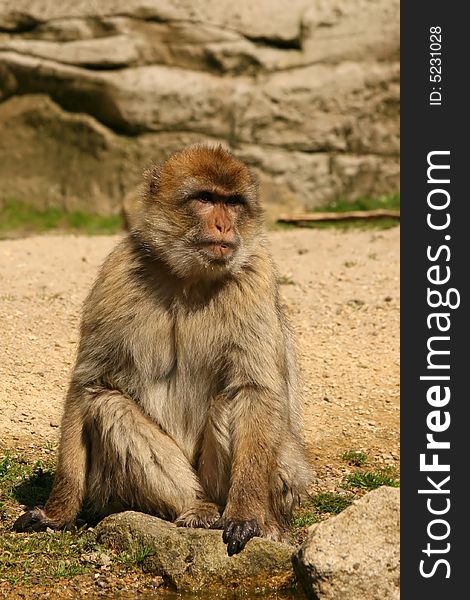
223;519;260;556
222;521;235;544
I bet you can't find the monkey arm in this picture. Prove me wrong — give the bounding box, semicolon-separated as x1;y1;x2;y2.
222;383;286;555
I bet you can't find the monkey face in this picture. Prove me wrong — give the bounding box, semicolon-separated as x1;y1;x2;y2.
142;144;263;280
185;192;245;268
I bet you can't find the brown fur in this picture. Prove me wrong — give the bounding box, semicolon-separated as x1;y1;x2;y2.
13;144;310;554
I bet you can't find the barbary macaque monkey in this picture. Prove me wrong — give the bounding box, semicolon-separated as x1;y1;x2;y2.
14;144;310;555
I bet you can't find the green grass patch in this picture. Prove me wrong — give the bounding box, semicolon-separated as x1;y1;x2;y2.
343;467;400;491
309;492;354;514
291;511;320;530
341;450;368;467
0;453;55;506
272;194;400;231
0;526;97;585
315;194;400;214
0;200;123;238
292;491;354;533
0;452;114;587
116;543;155;567
308;194;399;231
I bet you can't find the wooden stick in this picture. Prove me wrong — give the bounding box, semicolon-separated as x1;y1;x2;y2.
277;209;400;224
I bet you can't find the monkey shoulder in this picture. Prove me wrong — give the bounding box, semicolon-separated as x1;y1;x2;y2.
83;236;172;320
76;237;175;379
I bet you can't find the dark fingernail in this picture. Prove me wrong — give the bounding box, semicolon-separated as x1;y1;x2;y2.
227;539;240;556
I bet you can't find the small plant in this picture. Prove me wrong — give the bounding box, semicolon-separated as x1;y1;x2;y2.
343;260;357;268
0;453;55;507
0;453;29;482
53;561;87;579
278;275;296;285
291;511;320;530
44;441;56;452
0;453;164;593
341;450;368;467
346;299;365;309
343;467;400;491
117;543;154;567
0;529;97;585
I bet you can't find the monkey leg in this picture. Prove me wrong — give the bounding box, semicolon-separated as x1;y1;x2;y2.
174;500;221;528
13;390;218;533
13;400;88;532
270;439;311;534
174;396;233;530
197;395;232;507
86;390;219;526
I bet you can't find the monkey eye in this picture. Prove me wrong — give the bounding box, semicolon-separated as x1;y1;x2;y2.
225;195;246;206
198;191;213;203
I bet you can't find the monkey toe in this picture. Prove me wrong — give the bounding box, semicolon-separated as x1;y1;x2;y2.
175;502;221;529
209;517;224;530
12;508;58;533
222;519;260;556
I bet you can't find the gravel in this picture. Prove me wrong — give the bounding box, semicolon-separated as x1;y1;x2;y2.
0;227;399;481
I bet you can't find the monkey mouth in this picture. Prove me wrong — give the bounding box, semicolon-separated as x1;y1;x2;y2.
197;240;237;262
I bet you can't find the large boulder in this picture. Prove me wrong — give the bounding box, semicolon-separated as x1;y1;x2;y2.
0;0;399;214
293;486;400;600
95;510;296;593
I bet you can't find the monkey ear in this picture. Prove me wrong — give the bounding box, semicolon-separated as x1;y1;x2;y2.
247;167;260;199
143;165;162;199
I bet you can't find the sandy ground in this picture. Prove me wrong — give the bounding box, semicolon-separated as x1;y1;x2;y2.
0;228;399;486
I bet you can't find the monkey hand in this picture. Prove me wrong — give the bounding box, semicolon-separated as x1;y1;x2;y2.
211;516;261;556
12;507;61;533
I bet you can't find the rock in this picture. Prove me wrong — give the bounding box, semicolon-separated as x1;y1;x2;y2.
0;0;399;212
96;511;297;593
0;36;141;68
0;52;234;136
0;9;39;32
0;94;136;214
0;94;213;214
293;486;400;600
0;52;399;153
233;62;400;154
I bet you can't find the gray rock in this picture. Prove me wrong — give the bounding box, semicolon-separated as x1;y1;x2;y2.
0;94;219;214
293;486;400;600
0;94;135;214
0;52;234;136
96;510;297;593
0;0;399;211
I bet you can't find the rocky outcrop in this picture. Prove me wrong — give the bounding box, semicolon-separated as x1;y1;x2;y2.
95;510;296;593
293;486;400;600
0;0;399;214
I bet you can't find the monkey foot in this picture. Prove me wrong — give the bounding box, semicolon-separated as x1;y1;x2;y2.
175;501;221;529
12;507;61;533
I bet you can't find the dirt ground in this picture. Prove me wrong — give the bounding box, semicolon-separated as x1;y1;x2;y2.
0;227;399;488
